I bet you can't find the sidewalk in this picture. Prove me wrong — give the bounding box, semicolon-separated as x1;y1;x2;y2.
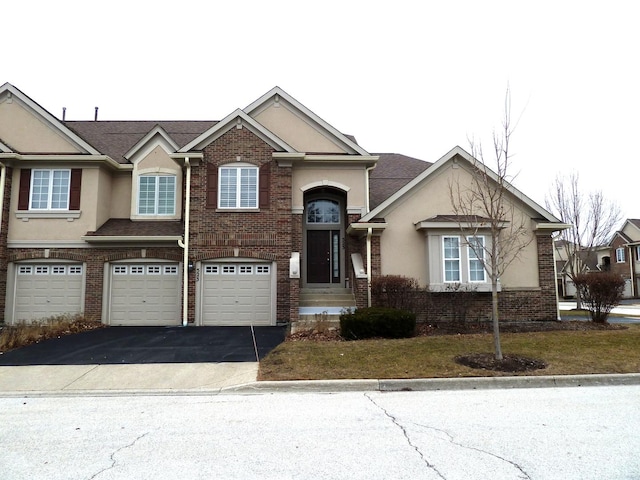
1;363;639;397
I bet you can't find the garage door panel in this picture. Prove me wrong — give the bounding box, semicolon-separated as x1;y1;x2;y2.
109;263;181;326
13;263;84;323
201;262;273;326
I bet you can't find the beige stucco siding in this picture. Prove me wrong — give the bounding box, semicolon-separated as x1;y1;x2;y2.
292;165;367;212
110;173;132;218
8;167;99;241
378;161;540;289
0;99;82;154
254;104;345;154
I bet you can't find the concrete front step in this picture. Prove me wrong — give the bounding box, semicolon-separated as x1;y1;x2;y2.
299;288;356;308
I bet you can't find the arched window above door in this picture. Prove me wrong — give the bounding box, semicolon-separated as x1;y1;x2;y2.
306;199;340;224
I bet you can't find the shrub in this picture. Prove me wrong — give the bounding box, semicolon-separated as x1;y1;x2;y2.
0;314;104;353
573;273;626;323
340;307;416;340
371;275;423;312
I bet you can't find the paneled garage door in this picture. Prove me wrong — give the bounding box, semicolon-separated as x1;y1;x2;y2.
13;264;84;323
109;263;181;326
201;263;273;326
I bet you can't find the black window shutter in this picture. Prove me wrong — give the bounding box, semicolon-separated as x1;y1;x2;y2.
18;169;31;210
259;164;270;209
69;169;82;210
207;164;218;208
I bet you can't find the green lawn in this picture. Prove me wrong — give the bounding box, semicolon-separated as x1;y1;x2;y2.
258;324;640;381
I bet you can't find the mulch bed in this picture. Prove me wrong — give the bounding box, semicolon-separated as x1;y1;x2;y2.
454;353;548;372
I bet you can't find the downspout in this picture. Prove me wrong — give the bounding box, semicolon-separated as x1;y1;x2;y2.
630;246;635;297
177;157;191;326
0;163;5;235
365;164;376;308
367;227;372;307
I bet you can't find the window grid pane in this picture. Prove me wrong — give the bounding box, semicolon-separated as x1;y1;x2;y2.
443;237;460;282
31;170;51;209
158;177;175;215
307;200;340;224
240;168;257;208
468;236;485;282
138;177;156;214
51;170;70;209
220;169;238;208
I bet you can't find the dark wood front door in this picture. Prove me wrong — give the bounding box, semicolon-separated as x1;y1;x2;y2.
307;230;340;284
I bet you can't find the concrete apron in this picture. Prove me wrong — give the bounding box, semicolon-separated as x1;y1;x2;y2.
0;362;259;395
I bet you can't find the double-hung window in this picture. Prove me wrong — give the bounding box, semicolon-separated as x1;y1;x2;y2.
467;236;486;282
443;236;461;282
30;169;70;210
219;165;258;209
616;247;626;263
138;175;175;215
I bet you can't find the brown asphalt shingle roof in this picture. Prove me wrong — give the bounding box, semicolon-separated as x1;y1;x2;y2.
65;121;218;163
85;219;183;237
369;153;432;209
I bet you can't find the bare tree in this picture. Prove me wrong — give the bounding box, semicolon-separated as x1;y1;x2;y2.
545;173;622;309
449;91;532;360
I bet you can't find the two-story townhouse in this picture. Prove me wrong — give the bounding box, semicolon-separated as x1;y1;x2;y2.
0;83;568;328
608;219;640;298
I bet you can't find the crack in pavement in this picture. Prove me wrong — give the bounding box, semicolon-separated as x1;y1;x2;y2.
413;422;532;480
365;393;446;479
88;431;151;480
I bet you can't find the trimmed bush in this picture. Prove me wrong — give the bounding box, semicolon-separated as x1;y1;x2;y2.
340;307;416;340
371;275;423;312
573;272;626;323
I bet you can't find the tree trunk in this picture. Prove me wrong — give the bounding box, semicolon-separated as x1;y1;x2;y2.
491;279;503;360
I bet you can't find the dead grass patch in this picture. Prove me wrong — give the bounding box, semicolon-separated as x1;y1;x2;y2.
0;314;105;353
258;324;640;380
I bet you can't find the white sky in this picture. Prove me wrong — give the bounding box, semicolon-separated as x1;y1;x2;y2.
4;0;638;221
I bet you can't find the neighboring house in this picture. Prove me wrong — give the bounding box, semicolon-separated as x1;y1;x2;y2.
0;83;568;328
608;219;640;298
553;240;606;298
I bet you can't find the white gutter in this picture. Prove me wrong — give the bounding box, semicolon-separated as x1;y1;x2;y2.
177;157;191;327
0;163;5;235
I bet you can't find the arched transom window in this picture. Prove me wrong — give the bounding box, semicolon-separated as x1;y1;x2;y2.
306;199;340;224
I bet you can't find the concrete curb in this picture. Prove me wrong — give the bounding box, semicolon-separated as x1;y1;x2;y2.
226;373;640;394
4;373;638;398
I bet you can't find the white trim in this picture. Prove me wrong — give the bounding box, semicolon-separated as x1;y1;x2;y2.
616;247;626;263
467;235;486;283
179;109;295;153
300;180;351;193
0;83;101;155
443;235;461;283
363;146;563;225
124;125;179;161
15;210;81;221
244;87;371;156
218;164;259;209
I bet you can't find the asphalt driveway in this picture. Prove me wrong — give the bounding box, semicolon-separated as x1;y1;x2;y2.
0;326;287;366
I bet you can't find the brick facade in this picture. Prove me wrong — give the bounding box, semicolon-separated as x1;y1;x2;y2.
188;126;293;323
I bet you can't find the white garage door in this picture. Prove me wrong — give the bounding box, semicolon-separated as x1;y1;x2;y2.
201;263;273;326
109;263;181;326
13;264;84;323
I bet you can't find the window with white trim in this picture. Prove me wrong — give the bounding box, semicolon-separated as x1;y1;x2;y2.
467;236;486;282
204;265;219;275
137;175;176;215
443;236;461;282
113;265;128;275
239;265;253;274
30;169;70;210
219;165;258;208
52;266;66;275
256;265;270;274
636;246;640;262
616;247;626;263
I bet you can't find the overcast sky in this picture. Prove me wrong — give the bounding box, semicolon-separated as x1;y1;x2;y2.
4;0;638;222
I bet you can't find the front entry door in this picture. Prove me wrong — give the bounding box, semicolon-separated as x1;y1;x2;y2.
307;230;340;284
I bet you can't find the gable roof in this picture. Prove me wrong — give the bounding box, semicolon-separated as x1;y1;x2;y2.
362;146;563;225
0;82;101;155
244;87;370;156
66;120;217;164
369;153;432;209
179;109;295;153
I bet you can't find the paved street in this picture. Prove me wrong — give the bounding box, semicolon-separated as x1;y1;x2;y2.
1;385;638;479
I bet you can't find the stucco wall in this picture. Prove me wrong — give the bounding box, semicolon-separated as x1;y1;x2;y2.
0;98;81;154
378;159;540;289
